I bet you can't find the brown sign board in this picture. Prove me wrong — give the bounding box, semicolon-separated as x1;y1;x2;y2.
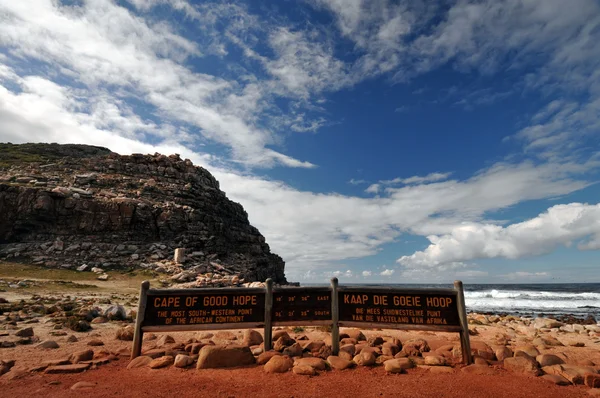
338;290;460;327
143;290;266;327
272;287;331;323
132;280;472;365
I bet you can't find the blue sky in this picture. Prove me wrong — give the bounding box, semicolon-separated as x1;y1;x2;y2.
1;0;599;283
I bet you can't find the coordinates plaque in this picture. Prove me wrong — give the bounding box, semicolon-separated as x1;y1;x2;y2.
272;288;331;323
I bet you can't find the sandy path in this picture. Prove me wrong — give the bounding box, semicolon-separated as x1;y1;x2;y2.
0;361;591;398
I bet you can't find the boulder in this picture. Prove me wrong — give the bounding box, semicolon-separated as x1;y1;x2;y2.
536;354;564;367
87;339;104;347
504;356;541;376
70;349;95;364
303;341;326;353
127;356;153;369
293;365;316;376
174;354;194;368
282;343;303;357
149;356;174;369
104;305;126;321
513;344;540;358
196;345;255;369
70;382;97;390
343;329;366;341
494;346;513;361
384;359;410;374
264;355;293;373
585;374;600;389
382;342;400;357
37;340;59;349
242;330;263;346
401;339;429;356
45;364;91;374
424;355;446;366
15;327;34;337
327;356;354;370
541;374;571;386
156;335;175;347
257;351;282;365
115;326;135;341
470;341;495;361
353;350;376;366
295;357;327;371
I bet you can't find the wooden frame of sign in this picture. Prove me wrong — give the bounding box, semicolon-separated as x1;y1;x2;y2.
131;279;472;364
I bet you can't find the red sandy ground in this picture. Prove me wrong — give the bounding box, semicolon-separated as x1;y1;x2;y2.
0;361;591;398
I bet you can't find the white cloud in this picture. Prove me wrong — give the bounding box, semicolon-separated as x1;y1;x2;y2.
380;269;395;276
0;0;318;169
364;184;380;194
381;172;453;186
362;270;372;277
398;203;600;268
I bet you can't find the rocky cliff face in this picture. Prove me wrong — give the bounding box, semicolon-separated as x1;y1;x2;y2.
0;143;287;285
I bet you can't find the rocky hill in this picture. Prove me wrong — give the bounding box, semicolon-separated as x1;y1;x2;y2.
0;143;287;286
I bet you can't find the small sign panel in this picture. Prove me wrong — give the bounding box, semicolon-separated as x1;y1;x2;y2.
144;291;266;326
272;288;331;322
338;291;460;326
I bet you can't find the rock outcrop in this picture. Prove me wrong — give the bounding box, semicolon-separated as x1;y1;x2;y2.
0;143;287;285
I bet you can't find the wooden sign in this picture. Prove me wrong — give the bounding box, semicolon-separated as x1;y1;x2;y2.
338;290;460;328
131;279;472;365
272;287;331;324
144;290;266;327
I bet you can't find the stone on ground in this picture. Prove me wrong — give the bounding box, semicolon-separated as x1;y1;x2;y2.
87;339;104;346
196;345;255;369
242;330;263;346
15;327;34;337
541;374;571;386
256;351;282;365
536;354;564;367
585;374;600;388
156;335;175;347
37;340;59;349
70;349;94;364
424;355;446;366
513;344;540;358
293;365;316;376
494;346;513;361
384;359;409;374
343;329;366;341
174;354;194;368
353;350;376;366
115;326;135;341
264;355;293;373
149;356;174;369
327;356;354;370
127;356;153;369
282;342;303;357
45;364;91;374
504;356;541;376
295;357;327;370
71;381;97;390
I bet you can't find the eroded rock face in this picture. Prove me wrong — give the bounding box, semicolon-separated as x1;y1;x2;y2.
0;144;287;285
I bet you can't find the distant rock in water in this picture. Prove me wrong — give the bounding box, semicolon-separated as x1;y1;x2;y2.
0;142;287;285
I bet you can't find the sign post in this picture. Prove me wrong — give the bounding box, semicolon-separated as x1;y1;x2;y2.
131;280;472;364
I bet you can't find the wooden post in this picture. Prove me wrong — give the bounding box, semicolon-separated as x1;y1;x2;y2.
330;277;339;355
131;280;150;359
454;280;472;365
264;278;273;351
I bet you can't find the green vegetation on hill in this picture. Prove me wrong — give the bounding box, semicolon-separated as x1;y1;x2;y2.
0;142;112;168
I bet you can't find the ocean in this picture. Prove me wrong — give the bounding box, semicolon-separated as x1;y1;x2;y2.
307;282;600;319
